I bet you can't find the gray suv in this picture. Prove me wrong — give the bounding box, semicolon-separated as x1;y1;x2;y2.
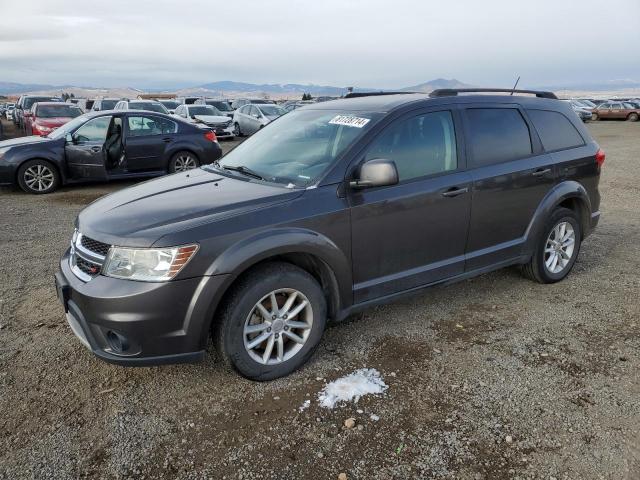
55;89;602;380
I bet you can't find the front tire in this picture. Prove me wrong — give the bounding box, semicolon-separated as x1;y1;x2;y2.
169;151;199;173
522;207;582;284
17;159;60;194
591;113;599;121
233;122;243;137
214;262;327;381
627;113;639;122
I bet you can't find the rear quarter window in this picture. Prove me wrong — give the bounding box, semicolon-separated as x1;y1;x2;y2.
526;109;585;152
465;108;532;167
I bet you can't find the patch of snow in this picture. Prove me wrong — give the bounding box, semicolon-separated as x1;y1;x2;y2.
318;369;388;409
299;400;311;412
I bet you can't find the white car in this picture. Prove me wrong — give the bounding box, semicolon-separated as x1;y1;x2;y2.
173;104;235;139
233;103;285;136
5;104;15;121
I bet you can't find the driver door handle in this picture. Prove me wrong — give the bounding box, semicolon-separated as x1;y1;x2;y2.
91;146;102;153
441;186;469;198
532;168;551;177
162;137;173;143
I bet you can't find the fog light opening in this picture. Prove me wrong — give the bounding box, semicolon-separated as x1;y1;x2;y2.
106;330;130;354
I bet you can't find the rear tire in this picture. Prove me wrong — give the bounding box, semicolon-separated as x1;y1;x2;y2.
521;207;582;284
627;113;639;122
591;113;599;121
233;122;243;137
169;151;199;173
17;159;60;194
214;262;327;381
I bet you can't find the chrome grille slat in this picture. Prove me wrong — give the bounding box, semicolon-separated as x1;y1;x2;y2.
70;232;111;282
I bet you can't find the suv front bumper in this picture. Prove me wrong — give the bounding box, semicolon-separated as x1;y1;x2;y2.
55;248;229;366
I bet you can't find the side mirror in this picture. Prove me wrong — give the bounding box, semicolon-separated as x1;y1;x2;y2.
350;159;399;189
65;133;74;143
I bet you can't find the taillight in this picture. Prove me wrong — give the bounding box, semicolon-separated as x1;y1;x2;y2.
595;148;605;168
204;131;217;142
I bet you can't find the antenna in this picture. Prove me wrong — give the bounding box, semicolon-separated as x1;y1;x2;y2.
510;76;521;95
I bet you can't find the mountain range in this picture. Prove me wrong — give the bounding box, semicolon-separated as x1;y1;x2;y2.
2;78;640;99
0;78;471;98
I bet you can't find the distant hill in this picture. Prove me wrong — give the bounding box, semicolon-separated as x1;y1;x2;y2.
0;81;63;95
194;81;347;96
0;78;470;98
401;78;473;93
4;77;637;99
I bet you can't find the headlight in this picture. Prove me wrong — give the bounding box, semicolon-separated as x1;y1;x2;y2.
103;244;198;282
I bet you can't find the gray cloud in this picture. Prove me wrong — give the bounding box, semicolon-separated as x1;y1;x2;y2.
0;0;639;89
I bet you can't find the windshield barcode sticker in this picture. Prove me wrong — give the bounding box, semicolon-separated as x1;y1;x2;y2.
329;115;370;128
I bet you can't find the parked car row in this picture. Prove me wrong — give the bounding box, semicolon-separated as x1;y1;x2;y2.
13;95;63;129
0;102;16;121
564;97;640;122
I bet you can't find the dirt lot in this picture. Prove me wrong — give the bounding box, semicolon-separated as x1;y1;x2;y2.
1;120;639;480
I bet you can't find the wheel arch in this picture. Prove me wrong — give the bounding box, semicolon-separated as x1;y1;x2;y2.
197;228;352;344
166;147;200;171
523;180;592;254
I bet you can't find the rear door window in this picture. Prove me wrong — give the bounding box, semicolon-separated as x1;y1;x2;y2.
127;116;177;136
526;109;584;152
465;108;532;166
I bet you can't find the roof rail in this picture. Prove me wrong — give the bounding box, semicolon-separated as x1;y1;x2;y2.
344;91;419;99
429;88;558;100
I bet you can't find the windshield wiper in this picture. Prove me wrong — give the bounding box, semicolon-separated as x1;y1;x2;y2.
219;164;264;180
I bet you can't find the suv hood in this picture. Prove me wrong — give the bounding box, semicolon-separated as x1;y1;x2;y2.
77;169;304;247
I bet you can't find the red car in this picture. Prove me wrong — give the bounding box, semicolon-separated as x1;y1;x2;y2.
25;102;83;136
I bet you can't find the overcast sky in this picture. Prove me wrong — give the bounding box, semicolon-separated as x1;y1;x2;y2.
1;0;639;89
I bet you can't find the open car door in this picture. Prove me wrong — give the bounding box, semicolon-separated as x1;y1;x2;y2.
65;115;113;180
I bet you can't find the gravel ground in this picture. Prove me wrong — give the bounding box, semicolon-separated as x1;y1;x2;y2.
0;120;639;480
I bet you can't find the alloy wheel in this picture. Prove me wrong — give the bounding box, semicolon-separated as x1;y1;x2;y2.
174;155;197;172
24;164;54;192
243;288;313;365
544;221;576;274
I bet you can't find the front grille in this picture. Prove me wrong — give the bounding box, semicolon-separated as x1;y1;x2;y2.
70;231;109;282
80;235;110;257
75;256;101;277
207;120;231;128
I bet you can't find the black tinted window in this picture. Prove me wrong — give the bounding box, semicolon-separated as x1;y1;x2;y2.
527;109;584;152
365;111;458;181
466;108;532;166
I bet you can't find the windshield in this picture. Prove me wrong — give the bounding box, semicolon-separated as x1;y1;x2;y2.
214;109;380;187
25;97;59;109
47;114;90;139
129;102;168;114
189;106;220;116
36;105;83;118
258;105;285;117
101;100;118;110
160;100;180;109
208;101;232;112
